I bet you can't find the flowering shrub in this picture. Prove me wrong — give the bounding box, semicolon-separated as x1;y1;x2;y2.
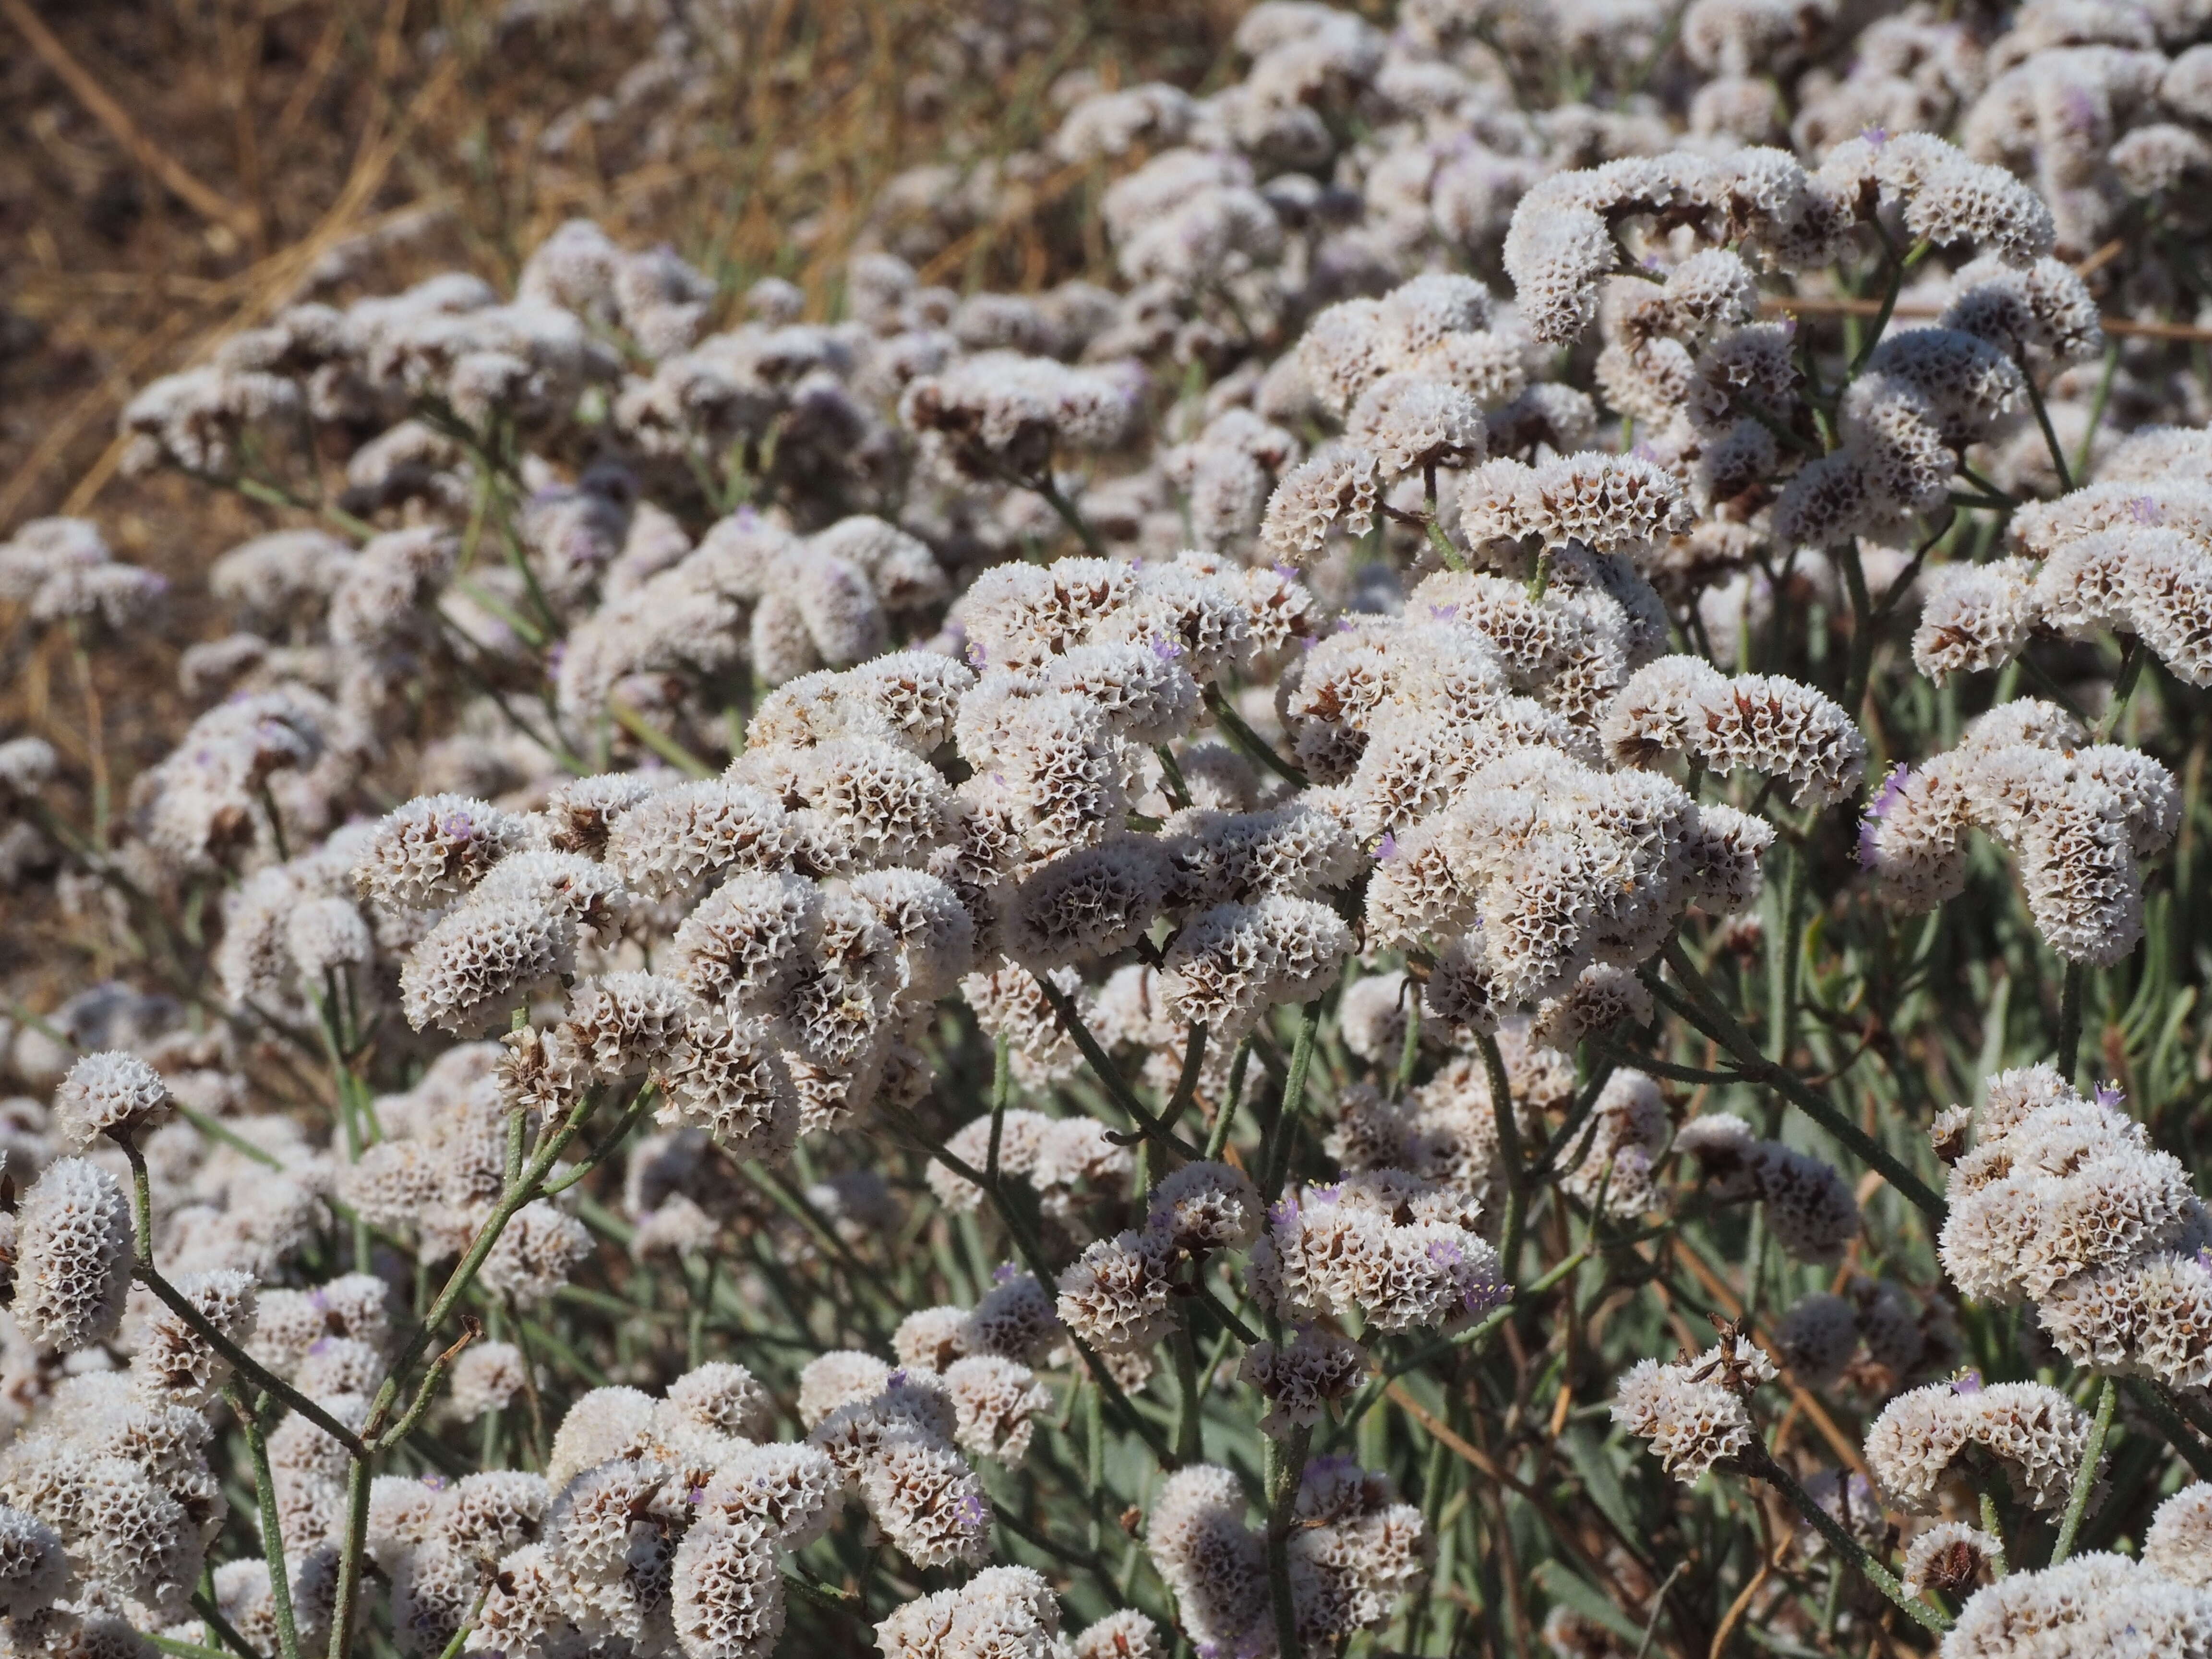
11;3;2212;1657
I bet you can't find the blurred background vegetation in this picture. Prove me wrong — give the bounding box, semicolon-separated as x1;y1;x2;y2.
0;0;1251;557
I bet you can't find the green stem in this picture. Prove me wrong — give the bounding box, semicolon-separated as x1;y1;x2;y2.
375;1321;483;1454
1765;842;1805;1123
1032;973;1201;1158
380;1085;603;1403
1538;1059;1619;1177
1851;240;1927;374
307;981;370;1272
1154;744;1192;810
229;1387;303;1659
324;1459;371;1659
1394;981;1423;1099
543;1084;658;1194
2161;1382;2212;1460
67;625;110;850
1111;1023;1206;1148
608;700;716;778
1427;516;1467;572
1190;1276;1260;1345
118;1140;365;1455
1477;1032;1528;1276
1835;540;1875;717
2019;355;2073;493
1202;685;1309;789
1029;469;1106;558
1205;1040;1252;1160
1650;944;1947;1221
986;1032;1012;1190
2056;961;2084;1085
990;1495;1114;1580
1751;1449;1949;1633
2098;639;2145;741
173;1101;282;1168
1868;516;1959;626
158;1633;254;1659
229;472;376;541
1262;1000;1322;1198
1084;1371;1106;1553
1632;1562;1687;1659
187;1599;268;1659
781;1569;863;1616
193;1595;269;1659
1526;547;1554;601
1172;1310;1204;1463
1266;1424;1314;1659
2014;661;2090;734
2047;1378;2113;1566
2072;344;2119;482
430;1587;489;1659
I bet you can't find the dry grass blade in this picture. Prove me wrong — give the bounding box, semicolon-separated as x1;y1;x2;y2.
1;0;256;237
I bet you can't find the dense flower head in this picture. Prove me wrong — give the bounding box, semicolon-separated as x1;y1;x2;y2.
1862;702;2176;964
1863;1377;2096;1515
13;1156;135;1352
1253;1169;1506;1332
1944;1551;2212;1655
1612;1337;1774;1484
52;1051;173;1149
1931;1062;2212;1392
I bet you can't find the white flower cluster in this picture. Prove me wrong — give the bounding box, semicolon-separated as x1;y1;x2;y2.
926;1108;1131;1234
795;1360;988;1571
1910;433;2212;686
876;1564;1159;1659
1863;1372;2096;1516
436;1364;834;1659
1325;1026;1576;1219
790;1272;1065;1568
1941;1532;2212;1658
1861;699;2179;963
1293;563;1854;1034
1938;1064;2212;1391
1238;1327;1370;1437
1612;1334;1776;1484
1146;1457;1426;1659
0;1256;259;1638
1056;1161;1264;1384
9;1157;135;1355
1252;1169;1506;1333
133;684;370;880
0;518;167;631
2147;1482;2212;1588
1504;137;2049;349
884;1299;1059;1464
21;0;2212;1651
1901;1520;2004;1600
